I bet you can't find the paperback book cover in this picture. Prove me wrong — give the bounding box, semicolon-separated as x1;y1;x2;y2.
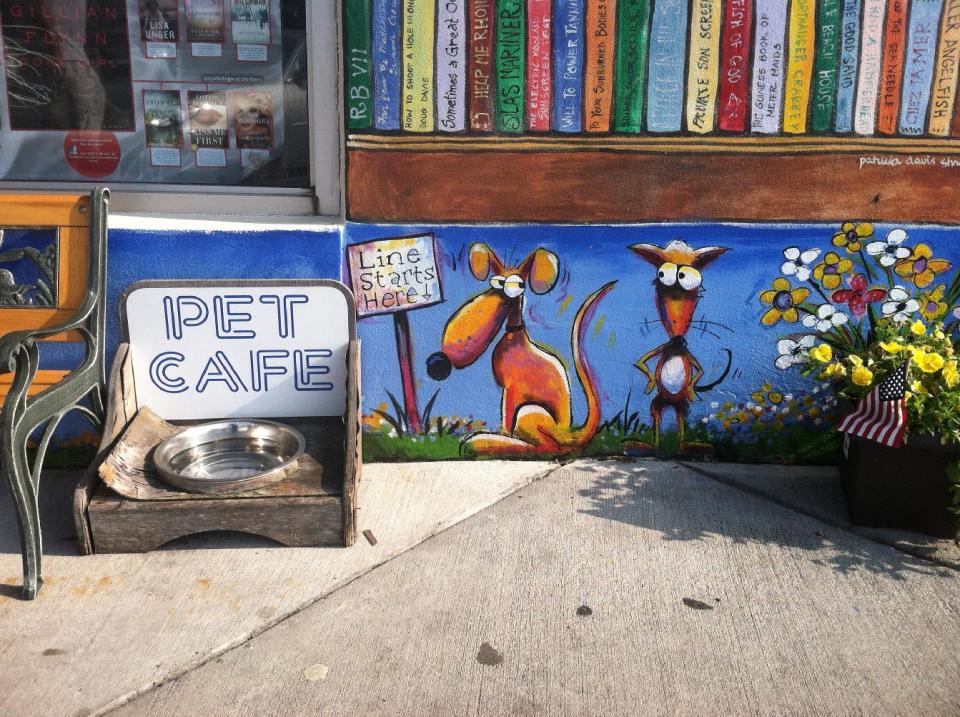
585;0;616;131
185;0;225;43
810;0;841;132
188;91;229;148
646;0;690;132
437;0;467;131
834;0;862;131
402;0;435;131
853;0;887;134
876;0;908;134
527;0;552;130
346;0;373;129
613;0;651;132
469;0;495;130
373;0;402;130
553;0;585;131
140;0;178;43
233;91;274;149
686;0;722;133
898;0;943;134
750;0;788;133
496;0;526;132
718;0;753;131
143;90;183;147
783;0;816;133
231;0;270;45
929;0;960;135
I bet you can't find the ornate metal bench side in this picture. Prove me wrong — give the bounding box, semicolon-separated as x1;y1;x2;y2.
0;188;109;600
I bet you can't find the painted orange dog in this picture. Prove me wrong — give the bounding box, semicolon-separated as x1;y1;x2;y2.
426;243;616;457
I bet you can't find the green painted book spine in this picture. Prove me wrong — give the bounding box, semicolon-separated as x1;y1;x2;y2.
496;0;526;132
345;0;373;130
811;0;842;132
613;0;651;132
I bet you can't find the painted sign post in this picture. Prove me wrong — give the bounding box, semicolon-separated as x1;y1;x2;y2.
346;234;443;433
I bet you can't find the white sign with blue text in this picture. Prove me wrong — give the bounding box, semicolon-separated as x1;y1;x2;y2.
124;282;353;420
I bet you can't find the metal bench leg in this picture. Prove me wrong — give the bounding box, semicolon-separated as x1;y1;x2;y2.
1;437;42;599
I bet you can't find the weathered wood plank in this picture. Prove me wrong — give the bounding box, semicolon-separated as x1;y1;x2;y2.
343;339;361;546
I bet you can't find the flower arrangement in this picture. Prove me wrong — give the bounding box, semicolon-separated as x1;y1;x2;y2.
760;223;960;445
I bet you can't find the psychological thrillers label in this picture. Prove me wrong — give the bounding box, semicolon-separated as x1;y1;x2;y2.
469;0;495;130
718;0;753;131
436;0;466;131
687;0;721;133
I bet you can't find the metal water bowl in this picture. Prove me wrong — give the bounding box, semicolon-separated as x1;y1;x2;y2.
154;419;305;494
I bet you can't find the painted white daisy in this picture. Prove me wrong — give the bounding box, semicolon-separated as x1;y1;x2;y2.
781;247;821;282
953;306;960;321
881;285;920;323
865;228;911;267
775;335;817;369
802;303;849;332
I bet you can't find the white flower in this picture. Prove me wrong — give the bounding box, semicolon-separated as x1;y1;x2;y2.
775;335;817;369
953;306;960;321
701;416;709;424
784;394;794;401
781;406;790;415
881;285;920;323
781;247;821;282
802;303;849;332
865;229;911;267
710;401;719;409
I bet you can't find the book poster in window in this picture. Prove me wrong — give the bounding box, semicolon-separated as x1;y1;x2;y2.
233;90;273;167
139;0;178;58
185;0;225;56
188;90;228;166
232;0;270;61
0;0;135;131
143;89;183;166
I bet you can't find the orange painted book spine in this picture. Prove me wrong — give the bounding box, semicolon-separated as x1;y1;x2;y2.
876;0;908;134
584;0;617;132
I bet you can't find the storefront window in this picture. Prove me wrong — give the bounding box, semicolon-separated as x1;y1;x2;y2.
0;0;309;188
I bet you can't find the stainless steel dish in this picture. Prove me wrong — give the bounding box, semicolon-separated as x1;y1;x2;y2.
153;419;305;494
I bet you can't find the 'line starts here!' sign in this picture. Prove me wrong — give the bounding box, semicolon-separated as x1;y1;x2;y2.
346;234;443;317
124;282;353;420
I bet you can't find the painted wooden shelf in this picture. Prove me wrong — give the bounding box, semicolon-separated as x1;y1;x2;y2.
346;134;960;224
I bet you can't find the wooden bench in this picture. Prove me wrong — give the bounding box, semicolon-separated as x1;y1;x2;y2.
0;189;109;599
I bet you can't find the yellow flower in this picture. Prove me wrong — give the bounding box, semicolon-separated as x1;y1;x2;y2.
915;352;945;373
832;222;873;252
910;380;929;395
944;361;959;388
820;361;847;378
751;383;783;404
894;244;952;288
848;354;863;367
910;320;926;336
812;252;854;290
810;344;833;362
759;278;810;326
918;284;948;321
879;340;905;353
852;365;874;386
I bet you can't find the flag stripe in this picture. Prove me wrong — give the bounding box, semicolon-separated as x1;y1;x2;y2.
837;361;909;448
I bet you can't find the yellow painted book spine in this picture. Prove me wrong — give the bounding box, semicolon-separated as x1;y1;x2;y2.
686;0;722;133
783;0;816;133
402;0;436;131
929;0;960;135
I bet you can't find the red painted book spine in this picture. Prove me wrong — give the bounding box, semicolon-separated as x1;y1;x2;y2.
876;0;908;134
469;0;496;131
953;94;960;136
526;0;552;130
717;0;753;131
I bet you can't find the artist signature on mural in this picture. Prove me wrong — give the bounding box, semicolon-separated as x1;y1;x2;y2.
858;155;960;170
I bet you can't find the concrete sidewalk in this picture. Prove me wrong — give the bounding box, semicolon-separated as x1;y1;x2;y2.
1;459;959;715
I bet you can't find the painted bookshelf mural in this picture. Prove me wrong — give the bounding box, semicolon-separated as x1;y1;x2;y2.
344;0;960;137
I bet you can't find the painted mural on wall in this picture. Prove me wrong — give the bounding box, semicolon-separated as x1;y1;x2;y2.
344;221;960;463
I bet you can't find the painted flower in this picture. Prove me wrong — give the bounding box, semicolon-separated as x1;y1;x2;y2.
953;306;960;322
831;274;887;317
812;252;854;290
760;278;810;326
781;247;821;282
917;284;948;321
752;383;784;404
864;229;912;267
810;344;833;363
880;285;920;323
832;222;874;252
775;335;817;369
851;364;874;386
894;244;951;288
802;303;849;332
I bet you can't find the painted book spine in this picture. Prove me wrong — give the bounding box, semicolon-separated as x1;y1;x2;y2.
496;0;526;132
585;0;617;131
898;0;943;134
929;0;960;135
613;0;651;132
686;0;723;133
469;0;496;131
834;0;862;131
718;0;754;131
810;0;842;132
876;0;909;133
401;0;435;131
373;0;402;130
553;0;585;131
526;0;552;130
853;0;887;134
646;0;690;132
345;0;373;130
954;95;960;134
437;0;467;131
750;0;788;133
783;0;816;133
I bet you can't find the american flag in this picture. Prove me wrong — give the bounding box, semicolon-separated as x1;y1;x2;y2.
836;361;909;447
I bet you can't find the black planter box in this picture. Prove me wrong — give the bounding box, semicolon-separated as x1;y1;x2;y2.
839;434;959;539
